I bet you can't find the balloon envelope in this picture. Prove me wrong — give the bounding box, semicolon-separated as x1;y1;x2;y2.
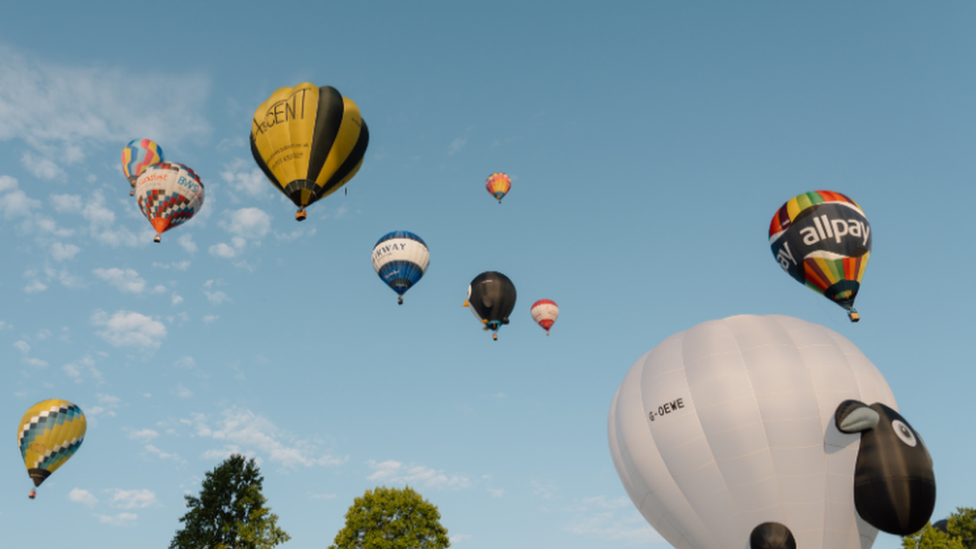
18;399;86;487
372;231;430;303
608;315;900;549
769;191;871;318
135;161;205;242
250;83;368;220
121;139;164;195
465;271;517;335
485;173;511;203
530;299;559;334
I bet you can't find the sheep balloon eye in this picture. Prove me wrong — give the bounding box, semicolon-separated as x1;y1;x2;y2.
892;419;917;447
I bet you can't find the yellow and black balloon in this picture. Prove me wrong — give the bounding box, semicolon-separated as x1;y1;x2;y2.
250;83;369;221
17;399;86;497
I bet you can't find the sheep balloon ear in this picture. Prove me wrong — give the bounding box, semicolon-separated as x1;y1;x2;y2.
835;399;880;433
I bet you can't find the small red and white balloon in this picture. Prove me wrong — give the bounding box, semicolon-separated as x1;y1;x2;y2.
530;299;559;335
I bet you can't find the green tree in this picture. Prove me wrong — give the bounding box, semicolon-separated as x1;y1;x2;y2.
170;454;291;549
328;485;450;549
902;506;976;549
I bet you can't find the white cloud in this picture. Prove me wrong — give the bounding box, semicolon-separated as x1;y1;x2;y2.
0;174;17;192
106;488;157;509
447;137;467;156
14;341;30;353
488;487;506;497
450;534;472;543
177;233;197;254
93;268;146;294
144;444;182;462
175;384;193;399
208;238;245;259
68;488;98;507
366;460;472;490
153;260;190;271
192;407;346;468
0;321;11;330
25;357;49;367
80;192;150;248
0;176;40;218
171;292;184;305
220;158;273;199
202;315;219;324
531;480;559;500
23;279;46;293
205;290;231;304
50;242;80;261
0;44;210;159
63;356;100;384
223;207;271;240
95;513;138;527
44;266;85;289
21;152;65;180
128;429;158;443
564;502;661;544
91;310;166;349
174;356;195;369
274;227;316;242
51;193;80;212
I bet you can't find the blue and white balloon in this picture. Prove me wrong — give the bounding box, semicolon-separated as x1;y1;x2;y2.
372;231;430;305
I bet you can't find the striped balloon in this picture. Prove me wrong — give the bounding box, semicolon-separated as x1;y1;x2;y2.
18;399;86;492
372;231;430;305
121;139;164;196
768;191;871;322
530;299;559;335
485;173;511;203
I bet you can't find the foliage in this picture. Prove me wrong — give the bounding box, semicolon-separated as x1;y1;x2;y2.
170;454;291;549
328;485;450;549
902;506;976;549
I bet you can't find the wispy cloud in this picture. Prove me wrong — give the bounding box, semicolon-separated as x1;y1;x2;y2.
95;513;138;527
0;45;210;170
106;488;157;509
366;460;472;490
447;137;467;156
191;407;347;469
93;268;146;294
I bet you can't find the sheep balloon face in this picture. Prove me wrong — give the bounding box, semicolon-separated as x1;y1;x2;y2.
608;315;935;549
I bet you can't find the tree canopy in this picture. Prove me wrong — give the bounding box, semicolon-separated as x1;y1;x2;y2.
328;485;450;549
902;506;976;549
169;454;291;549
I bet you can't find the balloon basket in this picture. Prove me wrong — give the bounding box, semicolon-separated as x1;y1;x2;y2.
848;311;860;323
129;190;135;197
29;490;35;499
295;210;307;222
492;333;498;341
397;297;403;305
153;235;161;243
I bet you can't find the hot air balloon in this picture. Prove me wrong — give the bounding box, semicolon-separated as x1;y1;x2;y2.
530;299;559;335
485;173;511;204
769;191;871;322
608;315;935;549
464;271;517;341
121;139;164;196
250;83;369;221
135;161;205;243
372;231;430;305
18;399;86;498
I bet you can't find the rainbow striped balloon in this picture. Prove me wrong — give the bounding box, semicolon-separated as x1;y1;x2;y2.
769;191;871;322
122;139;164;196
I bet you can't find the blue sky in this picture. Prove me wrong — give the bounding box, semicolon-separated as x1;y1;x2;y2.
1;3;974;548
